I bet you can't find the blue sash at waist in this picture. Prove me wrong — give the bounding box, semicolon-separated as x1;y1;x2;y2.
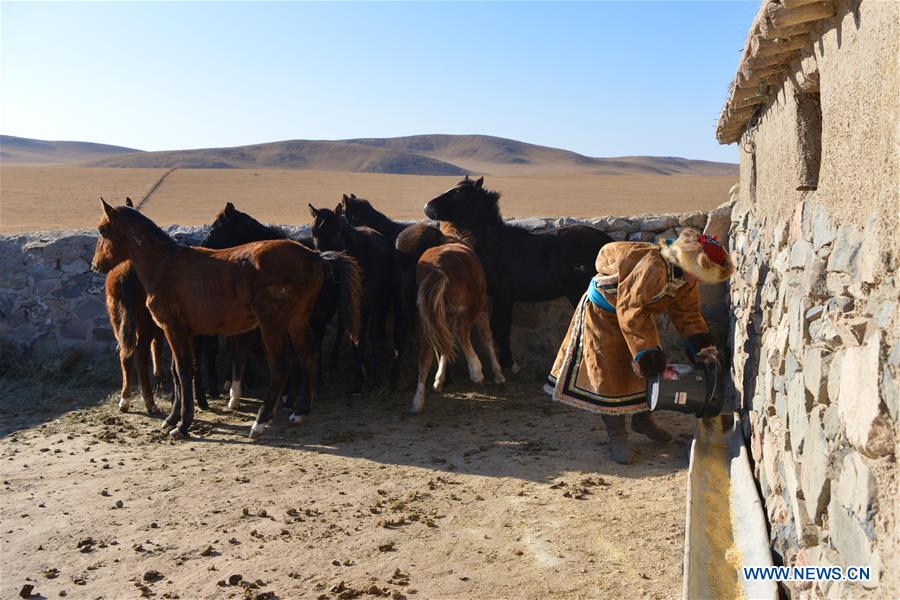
587;279;616;313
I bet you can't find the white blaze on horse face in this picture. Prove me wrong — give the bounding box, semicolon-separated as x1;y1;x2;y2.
228;380;241;410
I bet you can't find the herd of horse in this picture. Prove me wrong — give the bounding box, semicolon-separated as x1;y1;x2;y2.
91;176;613;440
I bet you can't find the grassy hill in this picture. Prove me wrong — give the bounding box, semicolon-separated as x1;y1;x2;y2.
0;135;141;165
2;134;737;176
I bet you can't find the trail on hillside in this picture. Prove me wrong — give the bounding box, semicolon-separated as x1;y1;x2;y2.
136;167;178;210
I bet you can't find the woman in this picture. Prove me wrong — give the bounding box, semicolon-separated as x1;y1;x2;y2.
545;228;734;464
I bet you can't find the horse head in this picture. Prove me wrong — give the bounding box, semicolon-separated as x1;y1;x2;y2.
92;198;133;273
423;175;501;229
309;203;345;251
340;193;376;228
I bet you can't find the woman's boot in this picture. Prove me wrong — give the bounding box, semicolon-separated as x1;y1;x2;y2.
631;411;672;442
601;414;634;464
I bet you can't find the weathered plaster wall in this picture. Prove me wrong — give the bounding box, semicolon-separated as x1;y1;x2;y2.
732;2;899;596
0;211;729;370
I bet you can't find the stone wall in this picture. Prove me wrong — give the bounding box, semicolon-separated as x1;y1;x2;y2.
727;2;899;596
730;198;898;597
0;210;727;367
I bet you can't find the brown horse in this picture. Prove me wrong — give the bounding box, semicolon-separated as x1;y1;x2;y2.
91;198;166;415
96;200;362;440
412;242;504;414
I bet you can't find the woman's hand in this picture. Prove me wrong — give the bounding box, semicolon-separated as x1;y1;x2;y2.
632;349;666;378
686;332;719;365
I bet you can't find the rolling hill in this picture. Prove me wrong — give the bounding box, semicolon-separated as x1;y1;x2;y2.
2;134;737;176
0;135;141;165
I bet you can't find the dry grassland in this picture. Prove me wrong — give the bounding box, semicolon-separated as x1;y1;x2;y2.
1;166;736;233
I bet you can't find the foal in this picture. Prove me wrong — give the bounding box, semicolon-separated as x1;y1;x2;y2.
91;198;165;415
97;200;362;439
412;242;504;414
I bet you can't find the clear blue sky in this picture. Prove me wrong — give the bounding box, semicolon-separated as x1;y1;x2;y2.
1;1;757;162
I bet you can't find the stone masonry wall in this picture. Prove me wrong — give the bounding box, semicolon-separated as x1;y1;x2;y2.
0;210;727;368
730;197;898;597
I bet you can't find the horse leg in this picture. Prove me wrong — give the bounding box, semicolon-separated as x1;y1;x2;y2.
475;309;505;384
228;333;251;411
329;317;343;370
168;332;196;439
411;331;434;415
288;326;317;425
351;313;368;397
459;324;484;385
204;335;220;399
433;354;449;391
249;323;290;440
118;346;134;412
192;336;208;411
490;297;518;373
135;333;159;415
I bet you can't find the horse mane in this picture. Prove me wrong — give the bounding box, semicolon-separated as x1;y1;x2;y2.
203;205;289;247
118;207;178;247
455;178;503;228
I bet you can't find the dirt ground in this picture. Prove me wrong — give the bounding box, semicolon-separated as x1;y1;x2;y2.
0;166;736;233
0;358;697;600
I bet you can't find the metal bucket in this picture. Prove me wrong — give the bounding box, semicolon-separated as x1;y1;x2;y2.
646;363;725;417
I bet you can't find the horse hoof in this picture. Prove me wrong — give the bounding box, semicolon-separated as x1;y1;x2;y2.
118;397;131;412
161;420;176;431
248;421;269;440
288;413;305;425
495;375;507;385
511;361;521;374
169;428;188;440
146;404;160;416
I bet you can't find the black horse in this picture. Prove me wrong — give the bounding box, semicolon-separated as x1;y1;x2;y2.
197;202;340;416
424;176;613;371
309;202;393;394
340;194;454;385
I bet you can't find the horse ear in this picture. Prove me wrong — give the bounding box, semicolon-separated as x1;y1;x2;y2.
350;193;357;199
335;203;343;217
475;177;484;189
225;201;236;214
464;174;470;181
125;197;134;208
342;194;350;202
308;204;318;218
100;197;115;219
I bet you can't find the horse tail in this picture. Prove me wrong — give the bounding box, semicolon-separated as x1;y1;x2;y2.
320;251;363;345
117;267;143;356
417;269;455;360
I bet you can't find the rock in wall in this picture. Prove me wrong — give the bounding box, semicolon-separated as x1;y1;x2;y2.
730;197;898;597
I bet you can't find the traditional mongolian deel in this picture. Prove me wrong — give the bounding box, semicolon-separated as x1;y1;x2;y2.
545;241;712;415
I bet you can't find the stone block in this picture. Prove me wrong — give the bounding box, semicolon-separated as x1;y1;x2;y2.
639;215;678;231
810;204;837;250
828;455;880;588
75;298;107;320
827;227;862;274
788;240;813;270
787;374;809;455
684;211;708;230
802;257;827;296
803;347;832;405
799;406;831;523
838;328;892;458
